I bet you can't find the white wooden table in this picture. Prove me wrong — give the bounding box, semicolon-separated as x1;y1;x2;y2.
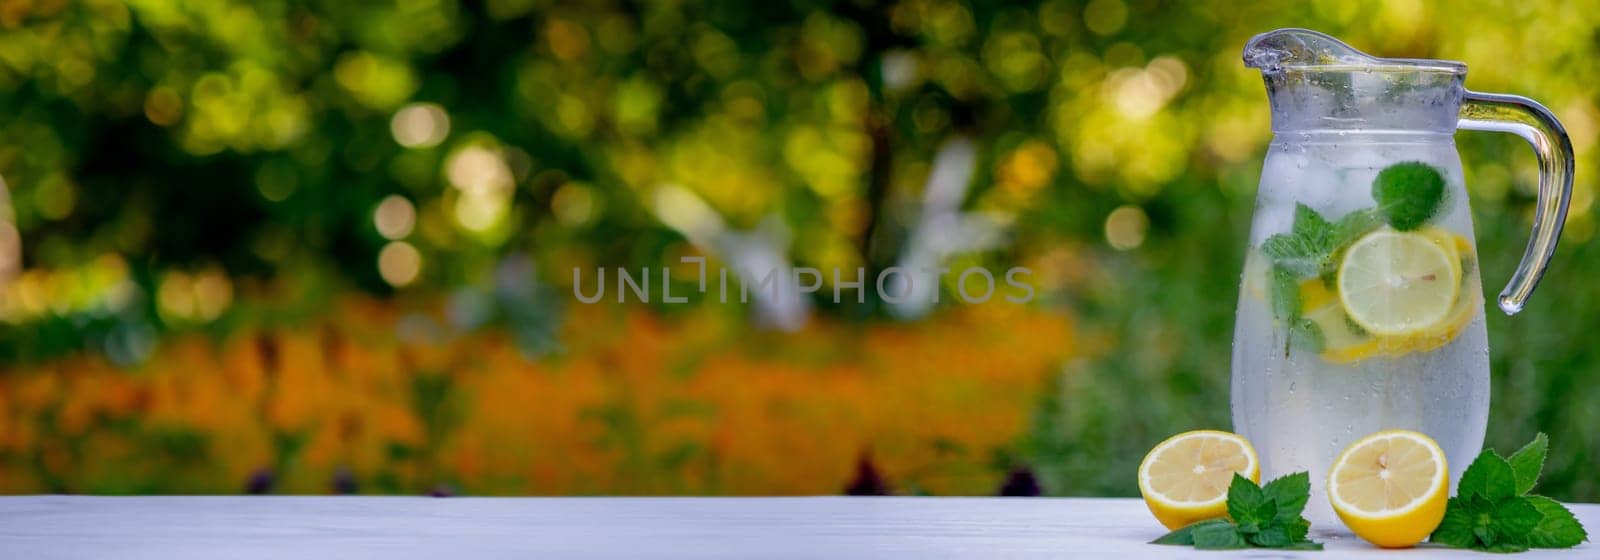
0;496;1594;558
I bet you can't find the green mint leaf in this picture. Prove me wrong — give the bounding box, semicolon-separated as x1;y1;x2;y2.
1433;493;1554;552
1248;524;1291;547
1343;314;1368;336
1318;267;1338;290
1292;203;1335;246
1151;473;1322;551
1260;204;1341;278
1268;265;1301;323
1149;527;1194;546
1240;500;1277;535
1288;318;1325;353
1492;496;1542;547
1323;208;1382;279
1372;161;1446;230
1260;233;1324;278
1431;497;1480;548
1508;433;1549;495
1150;518;1230;546
1285;518;1311;543
1246;520;1320;549
1466;495;1503;547
1332;207;1383;247
1192;521;1248;550
1486;542;1531;553
1226;474;1271;528
1261;471;1311;523
1474;525;1497;548
1457;449;1517;502
1525;495;1588;548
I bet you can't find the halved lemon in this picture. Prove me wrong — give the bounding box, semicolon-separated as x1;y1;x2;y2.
1138;430;1259;530
1337;229;1461;336
1328;430;1449;548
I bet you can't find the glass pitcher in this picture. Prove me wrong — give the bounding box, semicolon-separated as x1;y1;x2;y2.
1231;29;1573;527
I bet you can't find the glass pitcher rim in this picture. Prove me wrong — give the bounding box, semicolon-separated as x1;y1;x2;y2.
1272;61;1466;75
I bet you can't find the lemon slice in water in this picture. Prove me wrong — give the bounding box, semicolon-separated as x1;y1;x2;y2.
1337;229;1460;336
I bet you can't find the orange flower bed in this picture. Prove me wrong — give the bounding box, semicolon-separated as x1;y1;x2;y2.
0;299;1072;495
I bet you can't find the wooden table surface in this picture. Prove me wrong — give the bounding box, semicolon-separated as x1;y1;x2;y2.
0;496;1594;558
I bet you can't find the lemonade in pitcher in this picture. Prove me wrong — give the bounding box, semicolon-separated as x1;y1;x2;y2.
1231;29;1573;528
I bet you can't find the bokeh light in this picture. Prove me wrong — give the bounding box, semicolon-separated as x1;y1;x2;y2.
157;268;232;323
550;182;597;226
143;86;183;127
0;222;18;283
335;51;419;111
446;143;515;236
378;241;422;287
1104;204;1149;251
390;103;451;148
191;269;233;322
373;195;417;240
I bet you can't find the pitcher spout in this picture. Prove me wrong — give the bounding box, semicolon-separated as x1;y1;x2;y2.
1243;28;1376;73
1243;28;1464;75
1243;29;1467;133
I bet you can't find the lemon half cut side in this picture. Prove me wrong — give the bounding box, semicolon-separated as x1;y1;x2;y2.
1138;430;1260;530
1327;429;1449;548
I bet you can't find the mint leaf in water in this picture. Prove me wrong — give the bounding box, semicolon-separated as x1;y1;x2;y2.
1431;433;1589;553
1332;207;1383;247
1508;432;1548;495
1288;318;1325;353
1260;235;1320;278
1260;204;1337;278
1152;472;1321;551
1268;265;1301;321
1259;205;1382;344
1372;161;1446;230
1292;203;1335;247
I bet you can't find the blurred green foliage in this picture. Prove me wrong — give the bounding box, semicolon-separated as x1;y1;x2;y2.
0;1;1597;498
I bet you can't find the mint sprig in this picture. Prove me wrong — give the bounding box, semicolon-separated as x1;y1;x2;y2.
1261;204;1383;282
1430;433;1588;552
1151;472;1323;550
1261;204;1338;279
1260;204;1381;355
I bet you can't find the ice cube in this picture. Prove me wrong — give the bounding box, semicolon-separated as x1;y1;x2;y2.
1250;150;1342;243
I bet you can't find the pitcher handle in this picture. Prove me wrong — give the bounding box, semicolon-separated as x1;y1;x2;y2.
1457;91;1574;315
